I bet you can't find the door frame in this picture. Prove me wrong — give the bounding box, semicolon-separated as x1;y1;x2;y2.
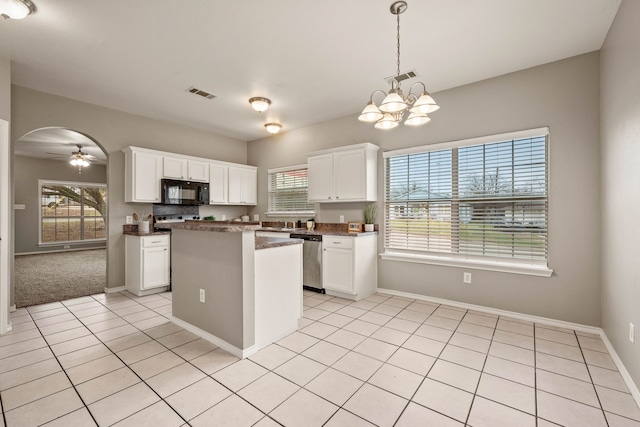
1;119;11;334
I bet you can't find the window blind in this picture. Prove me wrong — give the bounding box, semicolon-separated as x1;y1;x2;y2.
267;166;315;215
385;129;548;262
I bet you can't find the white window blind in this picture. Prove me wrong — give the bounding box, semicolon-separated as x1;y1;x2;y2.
384;129;548;263
267;165;315;215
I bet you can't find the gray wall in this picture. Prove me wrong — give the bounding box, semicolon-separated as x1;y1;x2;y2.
248;52;602;326
14;156;107;254
0;55;9;121
10;85;248;294
600;0;640;388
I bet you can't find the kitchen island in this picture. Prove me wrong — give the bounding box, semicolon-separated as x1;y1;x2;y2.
163;221;302;358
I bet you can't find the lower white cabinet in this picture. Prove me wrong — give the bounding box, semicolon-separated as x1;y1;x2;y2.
322;234;377;301
125;234;170;296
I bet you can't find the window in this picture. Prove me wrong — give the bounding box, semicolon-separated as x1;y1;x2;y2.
383;128;549;273
267;165;315;216
40;181;107;244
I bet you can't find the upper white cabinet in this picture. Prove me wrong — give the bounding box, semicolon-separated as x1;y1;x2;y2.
124;147;162;203
163;156;209;182
228;166;257;205
307;143;379;203
209;163;228;204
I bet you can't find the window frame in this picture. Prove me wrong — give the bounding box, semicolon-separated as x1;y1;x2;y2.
38;180;107;246
265;165;316;217
381;127;553;277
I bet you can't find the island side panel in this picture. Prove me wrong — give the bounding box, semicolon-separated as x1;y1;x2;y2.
171;229;246;350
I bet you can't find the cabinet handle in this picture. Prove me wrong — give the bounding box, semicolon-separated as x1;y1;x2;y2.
151;240;162;243
332;241;342;244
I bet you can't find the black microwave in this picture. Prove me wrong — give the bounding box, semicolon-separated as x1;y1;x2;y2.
161;179;209;205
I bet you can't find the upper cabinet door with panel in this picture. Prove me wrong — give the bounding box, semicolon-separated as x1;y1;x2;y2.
228;166;257;205
209;163;228;204
307;143;379;203
187;160;209;182
124;147;162;203
163;156;187;179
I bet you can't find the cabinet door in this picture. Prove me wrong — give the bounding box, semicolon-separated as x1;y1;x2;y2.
334;149;366;201
163;157;187;179
241;168;257;205
228;167;243;204
142;246;169;289
322;247;354;294
209;163;228;204
134;152;162;202
307;153;334;201
188;160;210;182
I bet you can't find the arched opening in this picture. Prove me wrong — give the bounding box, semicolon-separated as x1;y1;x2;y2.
13;127;108;307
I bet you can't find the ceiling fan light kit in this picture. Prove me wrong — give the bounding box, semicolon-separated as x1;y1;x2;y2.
359;1;440;129
0;0;35;19
70;144;90;173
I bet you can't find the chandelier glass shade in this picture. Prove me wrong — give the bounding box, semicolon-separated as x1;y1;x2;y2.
70;145;90;173
359;1;439;129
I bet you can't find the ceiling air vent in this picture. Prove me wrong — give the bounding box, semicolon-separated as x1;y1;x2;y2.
187;86;216;100
385;69;419;85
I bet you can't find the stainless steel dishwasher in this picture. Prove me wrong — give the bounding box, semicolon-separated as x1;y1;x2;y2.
290;233;324;293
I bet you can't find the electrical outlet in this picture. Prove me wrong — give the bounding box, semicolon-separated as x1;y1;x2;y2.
463;272;472;284
64;245;71;249
199;289;205;303
125;215;134;224
339;215;345;223
630;323;635;344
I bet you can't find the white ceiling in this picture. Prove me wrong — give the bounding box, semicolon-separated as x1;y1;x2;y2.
0;0;621;142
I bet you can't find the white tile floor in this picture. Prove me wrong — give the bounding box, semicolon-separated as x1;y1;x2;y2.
1;289;639;427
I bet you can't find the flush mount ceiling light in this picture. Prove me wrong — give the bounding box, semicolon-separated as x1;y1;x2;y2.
0;0;35;19
70;144;90;173
359;1;440;129
264;123;282;134
249;97;271;113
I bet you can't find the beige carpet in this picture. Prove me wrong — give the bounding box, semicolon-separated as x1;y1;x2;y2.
15;248;106;308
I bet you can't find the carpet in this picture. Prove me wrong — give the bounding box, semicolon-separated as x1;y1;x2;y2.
15;248;106;308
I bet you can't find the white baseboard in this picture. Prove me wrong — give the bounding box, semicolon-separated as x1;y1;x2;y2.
376;287;640;408
16;246;106;256
9;304;16;312
104;286;126;294
170;315;258;359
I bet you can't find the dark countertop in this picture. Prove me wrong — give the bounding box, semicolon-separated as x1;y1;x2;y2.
255;236;303;250
156;221;262;232
123;230;171;237
258;227;377;237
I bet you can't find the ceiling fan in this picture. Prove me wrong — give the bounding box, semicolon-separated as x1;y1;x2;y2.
69;144;91;173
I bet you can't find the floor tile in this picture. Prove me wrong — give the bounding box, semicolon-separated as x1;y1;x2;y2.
318;313;355;328
0;329;43;348
165;377;232;421
332;351;384;381
5;388;84;427
402;334;446;357
428;359;481;393
1;371;72;411
66;354;125;385
276;331;319;353
359;311;393;326
476;372;535;414
85;318;128;333
371;303;403;317
440;344;486;370
324;329;367;350
395;308;430;324
462;313;497;328
595;385;640;421
248;344;296;370
190;395;264;427
384;317;421;334
300;321;339;339
315;300;346;312
302;340;349;365
325;409;376;426
0;358;61;391
88;382;161;426
343;319;381;336
536;338;583;362
468;396;536;427
270;388;338;426
424;315;460;331
496;318;533;336
387;347;436;376
145;322;185;339
111;401;184;427
604;411;640;427
129;350;184;380
50;334;101;356
237;372;299;413
578;335;608;353
384;297;413;309
348;300;378;311
536;369;600;407
94;324;139;342
155;330;199;349
536;352;591;382
0;337;47;360
38;319;84;336
396;401;463;426
305;367;364;406
493;329;535;350
190;348;239;374
456;322;495;340
489;341;534;366
145;362;206;398
353;337;398;361
537;390;608;427
588;364;629;392
370;326;411;346
303;307;332;320
449;332;491;353
40;407;97;427
75;366;141;404
483;355;535;387
103;331;152;352
344;383;408;427
117;340;167;364
335;305;368;318
412;378;474;423
0;347;54;374
212;359;268;392
414;323;454;342
273;355;327;386
583;348;617;370
368;363;423;399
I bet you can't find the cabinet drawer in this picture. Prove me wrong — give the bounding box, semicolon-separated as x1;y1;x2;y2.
142;235;169;248
323;236;353;249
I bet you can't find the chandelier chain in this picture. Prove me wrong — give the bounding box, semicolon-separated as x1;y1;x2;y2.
396;10;401;81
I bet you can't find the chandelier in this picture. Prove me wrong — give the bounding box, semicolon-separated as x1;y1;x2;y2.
70;144;90;173
359;1;440;130
0;0;35;19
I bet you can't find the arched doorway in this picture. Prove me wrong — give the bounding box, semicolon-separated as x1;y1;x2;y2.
12;127;108;307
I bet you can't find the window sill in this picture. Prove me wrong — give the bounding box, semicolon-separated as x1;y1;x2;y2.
265;212;316;218
380;251;553;277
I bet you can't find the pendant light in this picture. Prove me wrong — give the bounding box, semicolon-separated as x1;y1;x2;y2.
358;1;440;129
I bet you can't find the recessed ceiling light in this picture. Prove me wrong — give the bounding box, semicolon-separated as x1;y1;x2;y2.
264;123;282;134
249;97;271;113
0;0;35;19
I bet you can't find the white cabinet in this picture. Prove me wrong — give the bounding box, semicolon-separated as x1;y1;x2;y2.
124;147;162;203
307;143;379;203
163;157;209;182
228;166;257;205
322;234;377;301
209;163;228;204
125;234;170;296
